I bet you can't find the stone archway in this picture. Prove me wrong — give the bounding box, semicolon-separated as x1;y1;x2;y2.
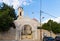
21;25;33;40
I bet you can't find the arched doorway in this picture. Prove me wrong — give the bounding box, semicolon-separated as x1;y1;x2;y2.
21;25;33;40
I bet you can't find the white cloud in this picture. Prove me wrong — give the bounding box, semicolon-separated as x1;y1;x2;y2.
53;17;60;23
23;1;30;6
0;0;33;9
23;1;27;5
42;17;60;23
0;0;3;3
12;0;20;9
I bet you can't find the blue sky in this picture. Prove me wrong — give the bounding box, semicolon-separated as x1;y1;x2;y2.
22;0;40;21
0;0;60;22
42;0;60;22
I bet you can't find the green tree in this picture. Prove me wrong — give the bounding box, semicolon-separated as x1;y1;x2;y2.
0;3;16;32
42;19;60;34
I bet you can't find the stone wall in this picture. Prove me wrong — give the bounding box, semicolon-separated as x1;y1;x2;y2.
42;29;56;38
0;28;56;40
0;28;16;40
37;29;56;40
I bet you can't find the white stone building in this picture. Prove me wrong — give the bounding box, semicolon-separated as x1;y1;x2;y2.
14;7;39;41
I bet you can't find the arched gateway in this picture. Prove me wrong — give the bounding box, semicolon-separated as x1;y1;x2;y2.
14;7;39;41
21;25;32;39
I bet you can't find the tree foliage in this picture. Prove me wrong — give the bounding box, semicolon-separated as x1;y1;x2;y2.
0;3;16;32
42;20;60;34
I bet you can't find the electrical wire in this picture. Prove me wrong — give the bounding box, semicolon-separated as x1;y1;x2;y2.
40;10;57;18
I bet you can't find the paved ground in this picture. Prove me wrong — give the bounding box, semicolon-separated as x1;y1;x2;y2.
0;40;40;41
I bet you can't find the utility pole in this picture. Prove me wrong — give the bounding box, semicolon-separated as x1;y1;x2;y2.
40;0;42;41
40;10;42;41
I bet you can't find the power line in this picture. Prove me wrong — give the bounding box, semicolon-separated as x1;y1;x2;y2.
40;10;57;18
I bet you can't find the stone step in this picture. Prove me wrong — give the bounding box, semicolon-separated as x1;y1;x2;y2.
20;40;35;41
